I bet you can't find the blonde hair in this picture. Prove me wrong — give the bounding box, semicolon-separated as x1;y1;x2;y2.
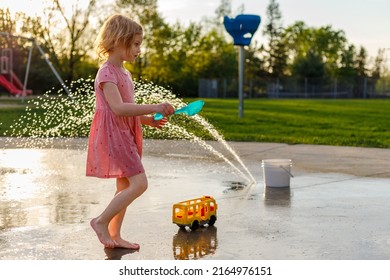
96;14;143;58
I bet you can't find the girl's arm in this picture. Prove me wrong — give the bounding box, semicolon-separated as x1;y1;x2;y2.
102;82;174;117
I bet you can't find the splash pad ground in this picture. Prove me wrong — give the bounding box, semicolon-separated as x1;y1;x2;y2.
1;138;390;260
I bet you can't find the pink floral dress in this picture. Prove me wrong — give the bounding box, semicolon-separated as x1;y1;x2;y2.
86;61;144;178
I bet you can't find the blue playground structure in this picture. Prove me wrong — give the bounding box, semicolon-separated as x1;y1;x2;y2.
223;14;261;118
223;14;261;46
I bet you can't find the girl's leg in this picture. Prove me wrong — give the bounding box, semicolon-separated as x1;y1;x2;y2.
108;177;129;239
108;177;140;249
90;173;148;248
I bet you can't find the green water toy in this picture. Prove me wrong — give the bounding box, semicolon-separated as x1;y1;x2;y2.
154;100;205;121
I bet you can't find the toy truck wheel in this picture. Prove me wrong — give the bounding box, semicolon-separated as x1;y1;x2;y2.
209;215;217;226
190;220;199;231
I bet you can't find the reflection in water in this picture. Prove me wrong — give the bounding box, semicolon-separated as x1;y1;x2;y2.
172;226;217;260
104;247;138;260
0;149;46;201
50;192;89;225
0;190;90;229
0;149;90;230
263;187;291;207
0;201;27;229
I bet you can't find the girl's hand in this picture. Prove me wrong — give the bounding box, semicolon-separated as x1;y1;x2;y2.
141;115;169;129
156;102;175;117
150;117;169;129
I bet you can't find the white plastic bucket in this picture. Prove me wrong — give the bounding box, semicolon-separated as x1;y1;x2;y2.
261;159;293;188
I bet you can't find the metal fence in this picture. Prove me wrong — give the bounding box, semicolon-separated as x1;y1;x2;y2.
199;77;390;98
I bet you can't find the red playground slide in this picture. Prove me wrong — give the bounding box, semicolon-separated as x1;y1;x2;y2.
0;72;33;96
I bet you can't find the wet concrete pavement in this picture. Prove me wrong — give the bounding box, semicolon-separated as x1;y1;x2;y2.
1;138;390;260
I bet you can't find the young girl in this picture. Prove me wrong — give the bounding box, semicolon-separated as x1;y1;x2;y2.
86;14;174;249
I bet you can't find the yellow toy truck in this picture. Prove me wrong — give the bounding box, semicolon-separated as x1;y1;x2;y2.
172;196;217;230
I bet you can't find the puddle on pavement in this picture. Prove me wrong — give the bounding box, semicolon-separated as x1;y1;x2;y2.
2;142;390;260
223;181;247;193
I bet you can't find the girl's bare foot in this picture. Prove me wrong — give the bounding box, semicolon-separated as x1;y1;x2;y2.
90;218;117;248
111;236;140;250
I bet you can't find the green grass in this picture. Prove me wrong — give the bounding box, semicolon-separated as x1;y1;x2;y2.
197;98;390;148
1;98;390;148
0;96;44;136
0;107;27;136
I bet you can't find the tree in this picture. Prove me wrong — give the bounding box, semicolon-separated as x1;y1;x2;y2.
338;44;358;88
353;46;369;97
292;51;325;80
371;48;386;80
284;21;347;81
0;9;60;94
262;0;288;77
313;26;346;77
373;49;390;95
116;0;172;80
194;29;236;78
140;22;236;96
40;0;99;82
117;0;237;96
3;0;102;86
355;47;368;77
0;8;15;35
214;0;232;22
1;1;110;93
206;0;245;31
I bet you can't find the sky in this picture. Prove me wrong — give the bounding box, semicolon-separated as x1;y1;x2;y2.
1;0;390;60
